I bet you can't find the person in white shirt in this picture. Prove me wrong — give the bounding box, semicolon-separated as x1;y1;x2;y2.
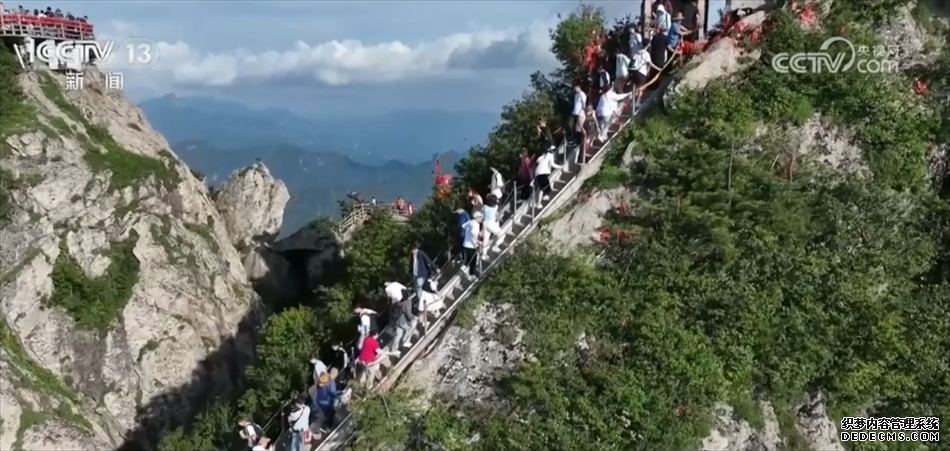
353;304;377;351
631;45;663;98
628;24;643;57
310;355;328;385
615;49;631;92
287;398;311;451
489;167;505;200
534;148;561;201
384;281;408;304
461;211;483;279
238;417;265;449
570;84;587;145
596;86;633;142
417;276;445;317
480;194;504;260
655;4;671;35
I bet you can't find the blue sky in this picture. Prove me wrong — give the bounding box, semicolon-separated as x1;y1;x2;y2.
12;0;724;117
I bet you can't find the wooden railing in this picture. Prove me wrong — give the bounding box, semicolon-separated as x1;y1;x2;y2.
338;203;410;240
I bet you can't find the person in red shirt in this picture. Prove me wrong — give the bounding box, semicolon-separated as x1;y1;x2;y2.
357;332;393;386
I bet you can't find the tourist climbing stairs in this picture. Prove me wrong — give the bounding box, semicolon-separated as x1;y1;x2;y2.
272;98;644;451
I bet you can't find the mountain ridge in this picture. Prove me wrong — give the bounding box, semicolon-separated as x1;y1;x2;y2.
139;94;495;165
173;139;462;233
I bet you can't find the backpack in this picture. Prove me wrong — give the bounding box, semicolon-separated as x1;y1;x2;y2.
247;422;264;442
361;312;379;334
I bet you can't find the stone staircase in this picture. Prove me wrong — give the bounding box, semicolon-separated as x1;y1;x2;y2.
271;100;641;451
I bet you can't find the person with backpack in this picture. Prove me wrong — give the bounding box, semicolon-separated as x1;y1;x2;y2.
461;211;483;280
287;397;311;451
534;147;562;202
313;372;338;432
389;290;417;352
238;417;265;449
353;303;379;351
489;167;505;200
480;194;504;260
410;244;437;300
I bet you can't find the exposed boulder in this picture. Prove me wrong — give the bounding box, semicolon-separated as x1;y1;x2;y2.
404;303;525;403
214;162;290;251
1;67;262;450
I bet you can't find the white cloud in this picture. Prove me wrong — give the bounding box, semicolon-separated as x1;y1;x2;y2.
111;18;558;88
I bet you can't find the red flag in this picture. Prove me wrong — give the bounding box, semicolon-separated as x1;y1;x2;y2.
434;159;442;174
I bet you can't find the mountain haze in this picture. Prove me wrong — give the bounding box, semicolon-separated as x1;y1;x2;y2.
173;140;462;233
139;94;495;165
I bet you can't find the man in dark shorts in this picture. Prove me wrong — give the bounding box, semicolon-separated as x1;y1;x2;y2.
649;26;669;79
679;0;702;41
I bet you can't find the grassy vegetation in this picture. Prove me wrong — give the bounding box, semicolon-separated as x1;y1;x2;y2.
0;321;93;443
0;47;36;140
48;233;141;332
35;72;181;192
583;165;630;191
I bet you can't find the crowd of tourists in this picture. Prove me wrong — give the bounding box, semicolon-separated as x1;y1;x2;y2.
233;2;733;450
2;4;88;22
569;0;708;160
236;132;575;451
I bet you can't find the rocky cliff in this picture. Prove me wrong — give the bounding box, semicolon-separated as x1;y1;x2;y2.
0;66;289;450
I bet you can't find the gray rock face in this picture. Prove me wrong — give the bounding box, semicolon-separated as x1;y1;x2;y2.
214;162;290;251
0;68;280;449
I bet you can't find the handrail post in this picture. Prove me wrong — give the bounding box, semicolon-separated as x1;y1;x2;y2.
511;181;518;217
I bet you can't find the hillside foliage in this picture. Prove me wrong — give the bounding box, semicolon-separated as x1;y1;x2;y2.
157;2;950;451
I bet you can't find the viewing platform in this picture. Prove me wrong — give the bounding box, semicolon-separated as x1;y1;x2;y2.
0;13;95;42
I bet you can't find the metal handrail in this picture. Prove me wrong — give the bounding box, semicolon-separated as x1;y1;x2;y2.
313;50;685;451
263;180;523;450
269;46;686;451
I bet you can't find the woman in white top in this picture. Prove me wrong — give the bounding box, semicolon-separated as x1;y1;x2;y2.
596;86;632;142
417;276;445;317
631;46;663;98
489;167;505;200
461;211;483;279
480;194;504;259
655;4;671;35
533;148;561;201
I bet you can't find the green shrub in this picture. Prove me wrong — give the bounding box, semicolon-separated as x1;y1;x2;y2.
36;73;180;191
48;233;140;332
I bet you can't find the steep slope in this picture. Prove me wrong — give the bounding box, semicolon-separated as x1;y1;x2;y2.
360;2;949;451
0;57;286;449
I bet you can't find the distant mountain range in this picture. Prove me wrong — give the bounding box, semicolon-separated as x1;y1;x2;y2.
171;140;461;234
140;94;495;165
139;94;480;233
